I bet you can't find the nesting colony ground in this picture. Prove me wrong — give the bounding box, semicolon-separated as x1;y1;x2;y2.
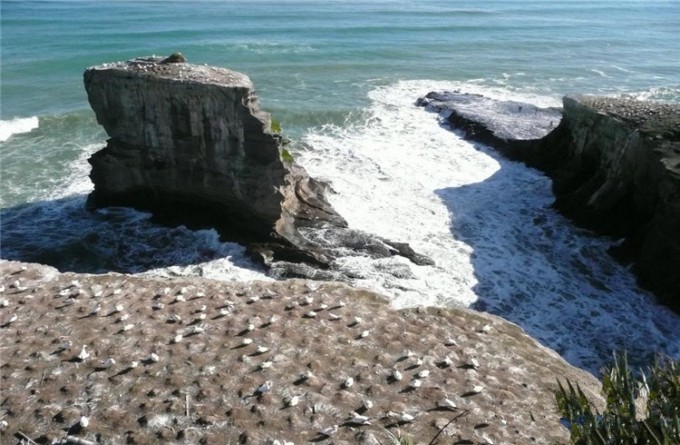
0;261;601;444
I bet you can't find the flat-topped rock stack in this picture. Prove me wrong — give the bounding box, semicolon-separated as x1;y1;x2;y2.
84;55;431;282
0;260;602;444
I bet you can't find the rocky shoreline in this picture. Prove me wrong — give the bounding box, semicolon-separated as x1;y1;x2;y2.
0;260;602;444
84;56;431;285
418;92;680;312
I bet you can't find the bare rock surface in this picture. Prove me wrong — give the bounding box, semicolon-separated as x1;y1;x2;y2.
0;260;602;444
419;92;680;312
83;56;431;281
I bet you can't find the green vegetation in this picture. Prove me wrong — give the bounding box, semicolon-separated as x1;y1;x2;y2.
556;354;680;445
280;148;294;163
270;117;282;134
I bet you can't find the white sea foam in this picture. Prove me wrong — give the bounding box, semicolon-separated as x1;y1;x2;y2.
296;79;680;372
0;116;39;142
18;79;678;373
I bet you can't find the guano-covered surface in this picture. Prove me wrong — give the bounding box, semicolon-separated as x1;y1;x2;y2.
0;260;601;444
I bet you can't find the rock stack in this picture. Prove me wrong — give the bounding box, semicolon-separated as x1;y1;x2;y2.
84;55;431;280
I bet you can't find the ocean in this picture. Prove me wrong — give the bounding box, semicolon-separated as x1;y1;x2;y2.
1;0;679;374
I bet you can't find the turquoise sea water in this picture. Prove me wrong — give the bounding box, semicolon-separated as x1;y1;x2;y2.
1;0;680;372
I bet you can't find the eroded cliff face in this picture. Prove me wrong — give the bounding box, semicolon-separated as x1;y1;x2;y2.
85;56;290;239
419;92;680;311
546;97;680;311
84;56;431;280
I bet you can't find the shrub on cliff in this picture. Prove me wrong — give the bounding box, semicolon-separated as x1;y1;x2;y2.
556;354;679;444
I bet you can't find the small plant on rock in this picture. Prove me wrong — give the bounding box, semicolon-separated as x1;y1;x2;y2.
556;353;679;444
270;117;282;134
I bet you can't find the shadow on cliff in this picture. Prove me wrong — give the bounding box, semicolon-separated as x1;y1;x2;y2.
0;195;264;275
433;142;672;371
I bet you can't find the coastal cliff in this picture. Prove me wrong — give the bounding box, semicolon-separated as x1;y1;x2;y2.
0;260;602;444
419;93;680;312
84;56;431;281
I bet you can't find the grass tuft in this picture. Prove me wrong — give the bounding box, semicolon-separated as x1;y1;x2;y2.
556;353;679;444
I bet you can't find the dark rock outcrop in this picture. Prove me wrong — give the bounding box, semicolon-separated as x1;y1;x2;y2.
419;92;680;312
84;56;431;280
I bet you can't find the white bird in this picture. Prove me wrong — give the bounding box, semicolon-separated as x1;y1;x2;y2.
302;296;314;306
259;361;273;370
351;316;362;325
318;425;338;437
267;314;279;324
255;345;269;354
174;295;186;303
286;395;299;407
149;353;160;363
304;311;317;318
99;358;116;369
299;370;314;380
328;313;340;321
79;416;89;428
415;356;424;366
399;413;415;423
359;330;370;338
470;357;480;369
196;313;207;321
172;334;183;344
444;337;458;346
471;385;484;394
417;369;430;378
391;369;403;381
362;399;373;410
481;324;492;333
77;345;90;361
255;381;272;395
342;377;354;388
122;323;134;331
318;303;328;310
129;361;139;369
114;304;124;313
0;299;8;307
118;313;130;322
439;356;453;368
152;303;165;310
438;398;457;410
246;323;256;332
346;412;371;425
219;308;230;316
241;338;254;346
188;326;205;335
248;296;260;304
409;379;422;389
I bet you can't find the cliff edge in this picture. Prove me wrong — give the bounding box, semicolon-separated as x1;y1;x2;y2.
0;260;602;444
84;56;431;281
419;93;680;312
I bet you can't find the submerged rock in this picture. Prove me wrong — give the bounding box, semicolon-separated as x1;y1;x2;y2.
84;56;431;280
419;92;680;312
